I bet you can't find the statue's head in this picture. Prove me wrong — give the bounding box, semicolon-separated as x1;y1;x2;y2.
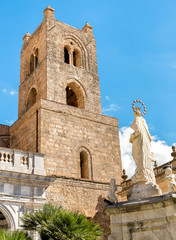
133;107;141;116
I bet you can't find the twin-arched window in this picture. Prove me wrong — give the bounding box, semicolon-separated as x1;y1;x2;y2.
64;46;81;67
30;49;38;74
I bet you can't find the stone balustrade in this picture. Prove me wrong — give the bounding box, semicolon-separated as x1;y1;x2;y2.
0;147;46;176
154;159;176;177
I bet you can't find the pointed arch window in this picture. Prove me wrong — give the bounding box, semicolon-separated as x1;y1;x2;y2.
27;88;37;109
66;82;84;109
73;49;81;67
80;151;89;179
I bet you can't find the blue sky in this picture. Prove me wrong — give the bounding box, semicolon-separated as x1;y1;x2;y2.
1;0;176;147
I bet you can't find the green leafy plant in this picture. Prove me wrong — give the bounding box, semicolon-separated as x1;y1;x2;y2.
21;203;103;240
0;229;31;240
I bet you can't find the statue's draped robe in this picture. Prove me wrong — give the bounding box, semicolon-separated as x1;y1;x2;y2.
130;115;155;183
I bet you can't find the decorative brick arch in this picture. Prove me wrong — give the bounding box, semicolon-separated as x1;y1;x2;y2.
78;147;93;180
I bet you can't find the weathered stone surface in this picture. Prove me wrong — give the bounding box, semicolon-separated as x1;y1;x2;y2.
105;193;176;240
127;182;161;201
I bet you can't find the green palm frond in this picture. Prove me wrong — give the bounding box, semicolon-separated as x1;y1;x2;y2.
21;203;103;240
0;229;31;240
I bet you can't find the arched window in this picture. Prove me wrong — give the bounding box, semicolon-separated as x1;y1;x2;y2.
34;49;38;68
64;47;70;64
66;86;78;107
65;82;84;109
27;88;37;109
64;43;81;68
73;49;81;67
30;54;34;73
30;48;38;74
80;151;89;179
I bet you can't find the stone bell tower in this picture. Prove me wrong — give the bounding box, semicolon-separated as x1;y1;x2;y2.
10;6;121;234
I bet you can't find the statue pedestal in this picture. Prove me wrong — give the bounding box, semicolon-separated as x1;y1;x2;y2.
104;193;176;240
127;181;162;201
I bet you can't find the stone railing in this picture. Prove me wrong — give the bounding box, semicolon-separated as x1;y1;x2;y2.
0;147;46;176
154;159;176;177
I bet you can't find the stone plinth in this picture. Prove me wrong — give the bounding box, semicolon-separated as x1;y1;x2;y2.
104;193;176;240
127;181;161;201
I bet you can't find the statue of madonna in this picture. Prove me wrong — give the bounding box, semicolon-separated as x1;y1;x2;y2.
129;106;156;183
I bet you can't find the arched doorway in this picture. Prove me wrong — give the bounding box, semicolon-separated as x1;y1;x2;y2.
0;211;8;229
0;205;16;230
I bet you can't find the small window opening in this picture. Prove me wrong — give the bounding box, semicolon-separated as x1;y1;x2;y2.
66;86;78;107
64;47;69;64
80;151;89;179
30;54;34;73
30;48;39;74
73;49;80;67
34;49;38;68
27;88;37;109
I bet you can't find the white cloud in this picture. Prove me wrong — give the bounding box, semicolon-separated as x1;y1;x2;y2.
102;104;120;113
105;96;109;101
5;120;14;125
10;90;17;95
2;89;7;93
119;126;172;179
1;89;17;95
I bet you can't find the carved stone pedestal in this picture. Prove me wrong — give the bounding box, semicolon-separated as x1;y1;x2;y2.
104;193;176;240
127;181;162;201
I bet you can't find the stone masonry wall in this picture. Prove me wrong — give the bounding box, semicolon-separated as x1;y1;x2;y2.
10;98;122;184
18;20;47;118
10;103;39;153
40;99;121;184
46;178;110;239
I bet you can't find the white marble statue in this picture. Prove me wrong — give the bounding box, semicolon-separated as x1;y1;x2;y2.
165;167;176;192
107;179;118;203
129;105;155;183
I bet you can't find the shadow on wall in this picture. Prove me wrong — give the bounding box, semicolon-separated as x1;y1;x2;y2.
93;195;110;240
0;125;10;148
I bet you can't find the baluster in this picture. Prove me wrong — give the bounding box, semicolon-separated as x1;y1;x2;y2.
20;156;24;165
4;153;8;162
0;152;3;161
8;153;13;163
24;156;28;166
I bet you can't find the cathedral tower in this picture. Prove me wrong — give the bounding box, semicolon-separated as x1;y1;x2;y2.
10;6;121;235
